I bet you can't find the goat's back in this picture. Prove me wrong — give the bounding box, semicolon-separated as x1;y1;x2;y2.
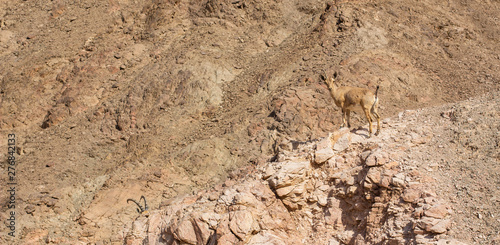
341;86;376;110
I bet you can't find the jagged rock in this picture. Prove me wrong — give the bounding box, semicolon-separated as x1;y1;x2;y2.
402;187;421;203
391;173;406;187
429;219;451;234
318;194;328;206
331;128;351;152
124;125;463;244
365;167;382;187
436;239;469;245
328;238;340;245
171;218;198;244
268;161;310;188
276;185;296;197
229;210;258;240
247;232;286;245
218;233;239;245
418;217;451;234
365;149;388;166
314;135;335;164
425;204;449;219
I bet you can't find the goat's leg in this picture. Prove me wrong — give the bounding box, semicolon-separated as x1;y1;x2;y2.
371;108;381;136
340;109;346;128
346;109;351;128
363;108;373;136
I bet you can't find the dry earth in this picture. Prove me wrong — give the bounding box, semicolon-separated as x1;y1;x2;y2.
0;0;499;244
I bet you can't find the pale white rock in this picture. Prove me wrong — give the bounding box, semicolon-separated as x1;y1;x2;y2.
172;218;198;244
247;231;286;245
318;195;328;206
314;135;335;164
328;238;340;245
333;132;351;152
276;185;295;197
230;210;258;240
365;149;388;166
429;219;451;234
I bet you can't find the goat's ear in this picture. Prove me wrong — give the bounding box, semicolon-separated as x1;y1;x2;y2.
320;71;327;81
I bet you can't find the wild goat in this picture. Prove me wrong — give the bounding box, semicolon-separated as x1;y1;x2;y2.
323;73;381;136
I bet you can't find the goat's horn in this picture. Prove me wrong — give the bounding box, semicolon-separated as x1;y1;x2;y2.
321;70;328;81
127;198;144;213
140;196;148;211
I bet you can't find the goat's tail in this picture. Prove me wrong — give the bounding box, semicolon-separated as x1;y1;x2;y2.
371;86;380;114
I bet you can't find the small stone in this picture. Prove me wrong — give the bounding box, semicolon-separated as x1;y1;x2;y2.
429;219;451;234
230;210;257;240
173;219;197;244
318;185;330;191
347;185;357;195
425;204;448;219
314;135;335;164
328;238;340;245
331;128;351;152
276;185;294;197
318;195;328;206
392;173;406;187
365;168;382;185
365;150;388;166
402;188;421;203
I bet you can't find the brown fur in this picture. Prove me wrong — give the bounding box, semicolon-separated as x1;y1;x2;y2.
324;76;381;136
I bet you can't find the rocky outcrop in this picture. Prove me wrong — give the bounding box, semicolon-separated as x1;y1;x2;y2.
124;116;460;245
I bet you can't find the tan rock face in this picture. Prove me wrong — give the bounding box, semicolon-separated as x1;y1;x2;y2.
124;122;460;245
229;210;258;240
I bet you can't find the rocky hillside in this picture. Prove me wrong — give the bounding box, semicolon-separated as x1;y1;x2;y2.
0;0;499;244
124;90;499;245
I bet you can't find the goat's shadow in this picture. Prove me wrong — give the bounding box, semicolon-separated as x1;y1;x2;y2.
342;126;371;138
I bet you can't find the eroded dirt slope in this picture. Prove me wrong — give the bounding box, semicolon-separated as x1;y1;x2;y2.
0;0;499;243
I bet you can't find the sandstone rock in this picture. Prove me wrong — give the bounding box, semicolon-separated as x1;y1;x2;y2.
124;120;464;245
331;128;351;152
429;219;451;234
233;192;262;209
418;217;451;234
424;204;449;219
276;185;295;197
318;194;328;206
172;219;198;244
379;176;391;188
217;233;239;245
337;230;355;244
314;135;335;164
347;185;358;195
391;173;406;187
229;210;258;240
268;161;310;188
247;231;286;245
22;229;49;244
328;238;340;245
365;150;388;166
436;239;469;245
365;167;382;186
402;187;421;203
411;134;432;145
